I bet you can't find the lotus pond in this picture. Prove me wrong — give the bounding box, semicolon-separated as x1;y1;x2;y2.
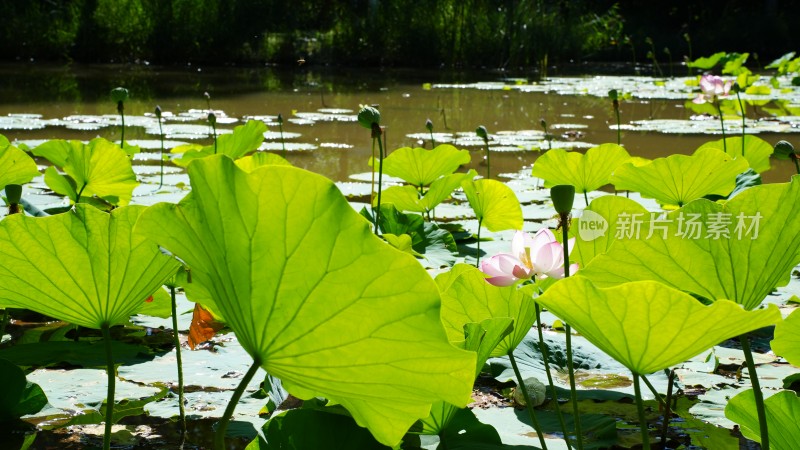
1;57;800;450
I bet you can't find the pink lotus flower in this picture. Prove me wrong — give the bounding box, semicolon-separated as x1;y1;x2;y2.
480;229;578;286
693;74;732;104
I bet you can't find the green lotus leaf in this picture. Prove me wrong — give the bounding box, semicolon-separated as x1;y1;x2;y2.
174;120;267;167
33;138;138;205
530;143;631;196
462;179;522;232
696;135;773;173
380;144;470;187
0;358;48;422
580;177;800;310
135;155;475;446
536;277;780;374
687;52;726;69
570;196;649;267
235;152;292;172
0;138;39;190
258;409;390;450
437;264;535;357
611;147;749;207
725;389;800;450
379;170;476;213
0;205;180;328
772;308;800;367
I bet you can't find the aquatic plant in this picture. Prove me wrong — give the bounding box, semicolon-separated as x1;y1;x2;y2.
461;178;523;266
608;90;621;145
476;125;490;179
359;105;385;235
480;229;577;285
110;87;128;148
774;140;800;174
693;74;732;151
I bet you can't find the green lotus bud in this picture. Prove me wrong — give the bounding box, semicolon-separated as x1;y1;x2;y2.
358;105;381;129
608;89;618;101
425;118;433;132
154;105;162;119
513;377;547;407
4;184;22;205
277;113;284;125
475;125;488;140
551;185;575;214
208;112;217;126
774;140;796;160
540;118;547;129
732;82;743;94
111;87;129;103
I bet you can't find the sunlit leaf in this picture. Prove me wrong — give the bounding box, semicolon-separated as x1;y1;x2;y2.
530;143;631;197
696;135;773;173
687;52;726;69
437;264;535;357
725;389;800;450
772;308;800;367
136;155;475;446
33;138;138;205
462;179;522;232
536;277;780;374
0;205;180;328
379;170;476;213
580;177;800;310
174;120;267;166
235;152;292;172
570;196;648;267
611;147;749;207
379;144;470;187
0;138;39;190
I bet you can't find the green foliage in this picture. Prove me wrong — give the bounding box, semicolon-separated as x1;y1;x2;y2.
726;389;800;449
772;308;800;367
461;179;522;232
0;137;39;190
380;145;470;187
0;359;48;422
0;205;180;328
379;170;476;213
696;136;773;173
537;277;780;374
136;155;475;446
173;120;267;166
611;147;749;207
580;177;800;310
531;144;631;196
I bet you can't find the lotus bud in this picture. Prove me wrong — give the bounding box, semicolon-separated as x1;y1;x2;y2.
208;112;217;126
277;113;284;125
476;125;488;140
5;184;22;205
774;140;796;160
358;105;381;129
111;87;129;103
154;105;162;119
540;118;547;129
608;89;618;101
551;185;575;214
732;82;743;94
425;118;433;132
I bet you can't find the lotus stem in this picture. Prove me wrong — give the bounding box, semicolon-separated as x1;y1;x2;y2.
641;374;667;410
102;323;116;450
374;124;385;236
633;373;651;450
119;108;125;148
793;155;800;175
483;139;490;180
278;114;287;159
583;191;589;207
0;310;8;342
614;105;621;146
475;218;483;267
535;302;572;450
716;102;727;153
659;369;676;447
170;286;186;435
370;137;376;217
75;182;88;204
215;359;261;450
736;91;746;156
508;350;548;450
561;217;584;450
430;131;436;148
740;335;769;450
157;110;165;190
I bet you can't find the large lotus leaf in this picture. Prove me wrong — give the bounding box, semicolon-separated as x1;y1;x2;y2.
696;135;773;173
135;155;475;446
0;138;39;190
611;147;749;207
536;277;780;374
530;143;631;194
461;179;522;232
580;177;800;310
570;195;649;267
380;144;470;187
258;408;390;450
379;170;476;213
236;152;292;172
725;389;800;450
438;264;536;357
0;205;180;328
174;120;267;166
33;138;138;205
772;308;800;367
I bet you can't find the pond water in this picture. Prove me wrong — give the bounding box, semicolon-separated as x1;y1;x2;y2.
2;63;797;185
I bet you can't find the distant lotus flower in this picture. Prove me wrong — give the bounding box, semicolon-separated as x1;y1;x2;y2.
480;229;578;286
693;74;732;104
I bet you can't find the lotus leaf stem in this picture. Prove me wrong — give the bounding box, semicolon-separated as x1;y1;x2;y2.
633;373;651;450
508;350;548;450
157;114;165;190
75;182;88;205
716;102;727;153
736;91;746;156
640;374;667;410
102;323;116;450
793;156;800;175
215;359;261;450
170;286;186;435
659;369;676;447
535;302;572;450
278;118;287;159
614;106;621;146
740;335;769;450
475;218;483;267
374;124;385;235
561;217;584;450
